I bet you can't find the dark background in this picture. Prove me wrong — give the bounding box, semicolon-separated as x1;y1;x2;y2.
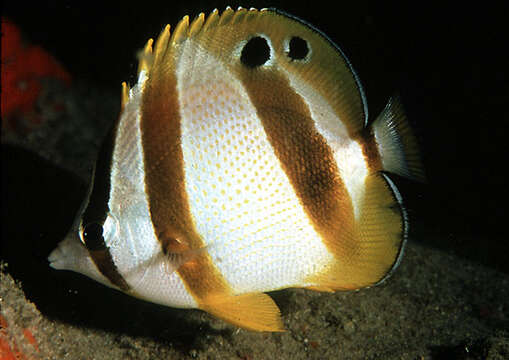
3;1;508;277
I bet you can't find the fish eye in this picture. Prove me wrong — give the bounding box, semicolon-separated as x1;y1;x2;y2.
82;222;106;251
240;36;271;68
285;36;310;61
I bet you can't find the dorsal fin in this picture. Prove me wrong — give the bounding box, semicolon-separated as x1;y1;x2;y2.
129;7;367;138
270;8;368;132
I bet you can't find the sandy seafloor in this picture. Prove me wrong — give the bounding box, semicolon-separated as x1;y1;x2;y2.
2;2;509;359
1;238;508;360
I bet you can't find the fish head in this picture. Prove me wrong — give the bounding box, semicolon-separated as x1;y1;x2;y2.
48;208;110;288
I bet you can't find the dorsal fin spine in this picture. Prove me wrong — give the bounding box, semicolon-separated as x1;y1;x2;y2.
189;13;205;37
120;82;129;111
203;9;219;31
219;6;235;25
152;24;170;68
137;38;154;75
172;15;189;45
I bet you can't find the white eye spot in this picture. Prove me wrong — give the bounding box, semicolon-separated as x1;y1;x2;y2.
283;36;311;62
236;34;274;68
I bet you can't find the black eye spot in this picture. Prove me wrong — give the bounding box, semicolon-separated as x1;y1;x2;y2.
82;222;106;251
240;36;270;68
287;36;309;60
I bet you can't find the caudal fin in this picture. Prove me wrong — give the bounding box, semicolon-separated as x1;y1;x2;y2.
372;96;425;182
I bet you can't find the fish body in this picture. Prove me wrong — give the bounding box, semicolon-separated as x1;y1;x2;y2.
48;7;424;331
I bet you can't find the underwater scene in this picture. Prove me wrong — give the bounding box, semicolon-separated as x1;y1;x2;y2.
2;1;508;359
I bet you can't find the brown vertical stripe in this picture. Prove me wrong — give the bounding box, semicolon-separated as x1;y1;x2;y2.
237;67;357;259
82;118;130;292
89;249;130;291
140;55;229;302
357;127;383;173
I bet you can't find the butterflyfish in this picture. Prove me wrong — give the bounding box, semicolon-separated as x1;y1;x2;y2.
48;7;424;332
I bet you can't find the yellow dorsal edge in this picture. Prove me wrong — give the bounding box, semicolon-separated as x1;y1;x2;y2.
138;7;267;74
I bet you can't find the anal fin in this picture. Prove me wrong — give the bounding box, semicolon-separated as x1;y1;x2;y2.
303;285;335;293
200;292;285;332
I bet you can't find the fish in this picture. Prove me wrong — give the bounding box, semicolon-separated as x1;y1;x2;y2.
48;7;424;332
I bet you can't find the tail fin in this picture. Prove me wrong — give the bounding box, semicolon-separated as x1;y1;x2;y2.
372;96;425;182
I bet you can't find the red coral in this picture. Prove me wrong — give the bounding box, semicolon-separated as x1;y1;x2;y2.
0;314;40;360
1;16;72;131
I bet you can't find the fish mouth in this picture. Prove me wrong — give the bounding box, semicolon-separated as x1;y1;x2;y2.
48;234;74;270
48;231;87;271
48;230;117;290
